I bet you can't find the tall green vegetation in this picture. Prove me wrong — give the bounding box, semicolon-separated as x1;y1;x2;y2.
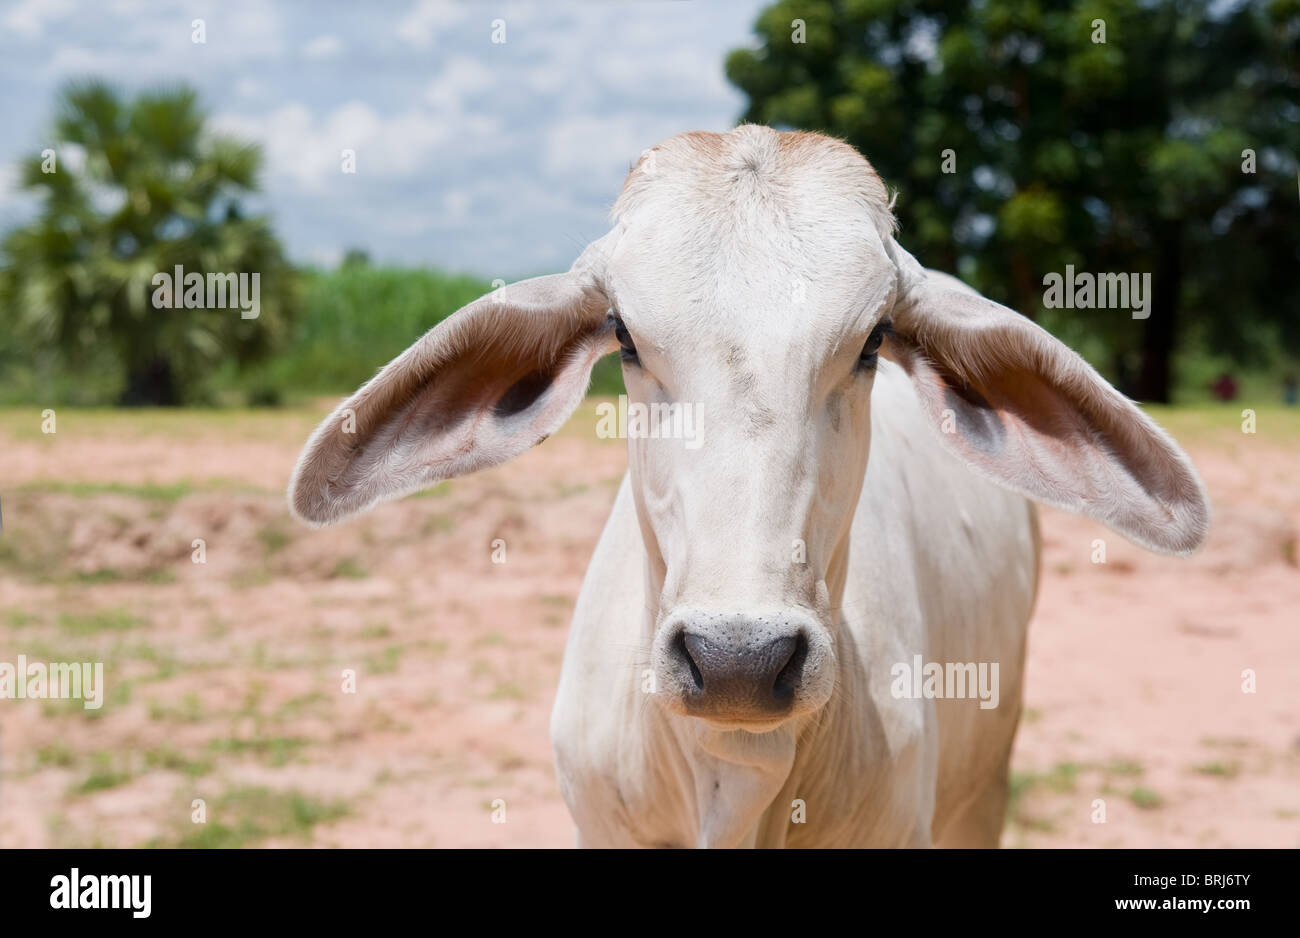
1;81;298;405
726;0;1300;401
272;264;625;398
276;264;490;393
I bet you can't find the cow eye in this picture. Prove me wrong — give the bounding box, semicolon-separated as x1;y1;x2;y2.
610;312;638;363
858;319;891;370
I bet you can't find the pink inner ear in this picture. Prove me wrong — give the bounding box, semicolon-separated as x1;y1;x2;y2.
932;365;1125;503
886;335;1209;555
289;270;615;527
356;326;611;491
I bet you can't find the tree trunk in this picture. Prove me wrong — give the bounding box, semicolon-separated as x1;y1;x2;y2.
119;357;179;406
1135;224;1182;403
1009;249;1038;322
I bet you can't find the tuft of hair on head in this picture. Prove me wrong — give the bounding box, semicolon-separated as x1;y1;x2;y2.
613;125;897;245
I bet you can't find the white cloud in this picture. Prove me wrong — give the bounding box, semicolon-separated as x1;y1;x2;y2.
0;161;20;203
105;0;151;15
215;51;512;194
3;0;76;39
423;57;496;111
214;96;503;193
4;0;763;275
302;35;343;60
48;45;110;73
188;0;286;59
0;161;40;224
442;189;472;221
41;0;287;79
543;115;661;190
395;0;471;49
304;245;343;268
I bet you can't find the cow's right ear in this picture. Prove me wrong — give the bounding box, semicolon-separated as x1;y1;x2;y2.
882;240;1209;556
289;270;614;526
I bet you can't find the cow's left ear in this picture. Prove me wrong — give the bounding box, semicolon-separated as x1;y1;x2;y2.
881;240;1210;555
289;268;614;526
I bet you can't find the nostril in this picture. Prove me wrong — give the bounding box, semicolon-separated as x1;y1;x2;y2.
675;630;704;691
772;631;808;703
671;624;816;716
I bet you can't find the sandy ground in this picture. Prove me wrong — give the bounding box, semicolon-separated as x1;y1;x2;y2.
0;401;1296;848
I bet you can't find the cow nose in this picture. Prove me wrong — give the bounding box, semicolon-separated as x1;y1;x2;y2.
653;610;835;724
671;627;808;719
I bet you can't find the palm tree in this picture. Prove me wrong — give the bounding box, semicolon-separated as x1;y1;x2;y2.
1;81;298;405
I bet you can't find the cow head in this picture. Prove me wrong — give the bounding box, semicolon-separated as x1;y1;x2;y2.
289;126;1209;733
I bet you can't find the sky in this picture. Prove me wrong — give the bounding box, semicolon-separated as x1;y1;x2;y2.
0;0;768;279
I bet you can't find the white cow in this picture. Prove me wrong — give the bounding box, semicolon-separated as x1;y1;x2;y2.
289;126;1209;848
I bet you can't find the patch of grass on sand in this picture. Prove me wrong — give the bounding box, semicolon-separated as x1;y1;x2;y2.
1192;761;1241;779
34;742;78;770
143;744;214;778
72;752;134;794
207;735;309;768
58;608;144;635
364;645;403;675
1006;762;1087;835
147;786;351;848
148;692;206;724
1129;787;1164;810
329;557;368;580
1105;759;1145;778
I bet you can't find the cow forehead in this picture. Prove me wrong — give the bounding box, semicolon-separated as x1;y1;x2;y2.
613;126;895;244
604;126;899;352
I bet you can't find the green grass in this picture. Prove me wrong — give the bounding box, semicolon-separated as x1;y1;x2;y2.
6;611;42;629
364;645;403;675
144;744;213;778
1143;402;1300;443
1129;787;1164;810
6;257;1298;408
58;608;145;635
266;263;621;396
1105;759;1145;777
0;265;620;407
488;681;527;701
273;692;330;721
329;558;368;580
15;477;277;500
43;678;130;719
358;622;392;640
1192;761;1241;779
72;752;134;794
1006;771;1057;834
18;480;196;500
1007;760;1118;838
207;735;308;767
257;524;293;555
148;692;206;723
34;742;78;769
0;405;322;440
149;786;350;848
256;265;493;395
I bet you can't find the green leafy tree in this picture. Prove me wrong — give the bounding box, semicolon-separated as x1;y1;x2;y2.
1;81;299;405
727;0;1300;401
